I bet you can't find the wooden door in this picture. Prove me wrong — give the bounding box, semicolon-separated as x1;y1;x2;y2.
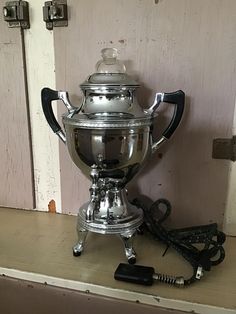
54;0;236;226
0;2;34;209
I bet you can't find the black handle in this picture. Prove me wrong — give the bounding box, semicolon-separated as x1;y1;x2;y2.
41;87;61;133
162;90;185;139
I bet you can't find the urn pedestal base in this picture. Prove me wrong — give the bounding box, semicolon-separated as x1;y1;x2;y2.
73;199;143;264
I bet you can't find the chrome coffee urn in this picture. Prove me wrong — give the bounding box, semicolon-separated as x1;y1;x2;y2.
41;48;185;263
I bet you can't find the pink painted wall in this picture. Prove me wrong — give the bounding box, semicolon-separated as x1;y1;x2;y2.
0;0;34;209
54;0;236;227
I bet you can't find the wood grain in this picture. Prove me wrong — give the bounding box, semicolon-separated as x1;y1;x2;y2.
54;0;236;227
0;0;34;209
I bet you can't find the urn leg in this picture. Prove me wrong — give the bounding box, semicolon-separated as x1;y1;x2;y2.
119;233;136;264
73;227;88;257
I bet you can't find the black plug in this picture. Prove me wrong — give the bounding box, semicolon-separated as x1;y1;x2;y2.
114;263;155;286
114;263;185;287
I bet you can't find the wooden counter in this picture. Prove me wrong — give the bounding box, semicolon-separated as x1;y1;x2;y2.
0;207;235;313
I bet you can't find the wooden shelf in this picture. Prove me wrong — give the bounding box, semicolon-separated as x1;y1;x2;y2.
0;207;235;313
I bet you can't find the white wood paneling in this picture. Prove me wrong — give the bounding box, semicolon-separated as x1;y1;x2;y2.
224;97;236;235
0;0;34;208
24;0;62;212
54;0;236;227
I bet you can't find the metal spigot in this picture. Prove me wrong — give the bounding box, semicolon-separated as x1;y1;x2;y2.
86;165;100;222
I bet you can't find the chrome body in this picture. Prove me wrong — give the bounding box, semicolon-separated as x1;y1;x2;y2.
63;122;152;183
61;88;165;262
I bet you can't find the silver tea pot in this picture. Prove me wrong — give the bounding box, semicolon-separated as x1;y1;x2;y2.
41;48;185;263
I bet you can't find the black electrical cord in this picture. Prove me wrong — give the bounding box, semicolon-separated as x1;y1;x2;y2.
132;198;226;286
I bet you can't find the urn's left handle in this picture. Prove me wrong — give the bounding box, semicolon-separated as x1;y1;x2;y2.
41;87;75;144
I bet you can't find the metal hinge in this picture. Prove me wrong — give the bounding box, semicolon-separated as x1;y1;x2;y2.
43;0;68;30
212;136;236;161
3;1;30;29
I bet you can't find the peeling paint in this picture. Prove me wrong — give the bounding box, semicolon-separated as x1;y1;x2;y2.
48;199;56;213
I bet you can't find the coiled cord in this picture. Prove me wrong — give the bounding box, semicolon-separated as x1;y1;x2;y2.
153;273;179;285
132;198;226;286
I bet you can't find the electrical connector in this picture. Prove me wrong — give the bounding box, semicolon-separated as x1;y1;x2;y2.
114;263;185;287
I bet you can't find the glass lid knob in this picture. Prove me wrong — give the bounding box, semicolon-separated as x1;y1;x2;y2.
95;48;126;74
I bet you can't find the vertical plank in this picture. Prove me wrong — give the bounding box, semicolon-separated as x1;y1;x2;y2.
23;0;62;212
0;1;34;209
54;0;236;226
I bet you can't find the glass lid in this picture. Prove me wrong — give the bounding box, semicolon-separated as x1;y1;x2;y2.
96;48;126;73
80;48;139;88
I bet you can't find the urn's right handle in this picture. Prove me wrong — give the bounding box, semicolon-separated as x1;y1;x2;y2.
150;90;185;153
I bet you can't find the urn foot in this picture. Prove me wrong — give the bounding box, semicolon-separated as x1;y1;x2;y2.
119;233;137;264
72;227;88;257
